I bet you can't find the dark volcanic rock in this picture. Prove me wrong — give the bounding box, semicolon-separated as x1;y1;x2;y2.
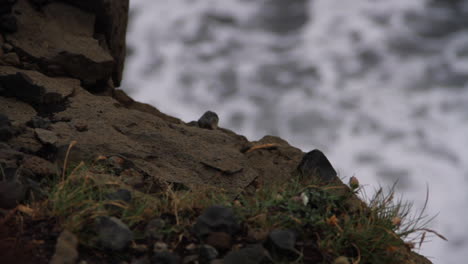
199;244;219;262
21;155;56;177
27;116;51;129
0;66;75;112
96;216;133;250
104;188;132;211
0;96;37;125
198;110;219;130
2;42;13;52
59;0;129;86
6;0;114;86
50;230;79;264
0;179;25;209
223;244;269;264
144;218;166;240
264;229;298;259
266;229;296;251
194;205;239;239
34;128;57;145
48;86;260;193
297;149;338;182
0;52;20;66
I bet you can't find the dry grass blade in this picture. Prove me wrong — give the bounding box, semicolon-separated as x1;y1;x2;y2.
245;143;279;153
61;140;77;181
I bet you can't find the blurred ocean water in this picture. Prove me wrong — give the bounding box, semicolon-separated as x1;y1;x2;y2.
122;1;468;262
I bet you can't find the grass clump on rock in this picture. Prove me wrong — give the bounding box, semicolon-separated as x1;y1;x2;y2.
2;145;442;264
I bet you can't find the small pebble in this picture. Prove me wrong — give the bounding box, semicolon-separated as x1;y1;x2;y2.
96;216;133;250
153;241;168;253
199;244;219;262
198;111;219;130
74;120;88;132
27;116;50;129
34;128;58;145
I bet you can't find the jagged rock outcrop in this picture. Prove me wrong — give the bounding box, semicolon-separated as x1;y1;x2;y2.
1;0;127;89
60;0;129;86
0;71;303;193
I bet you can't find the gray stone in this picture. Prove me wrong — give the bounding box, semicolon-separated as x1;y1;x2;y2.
198;111;219;130
6;0;114;86
265;229;298;259
50;230;79;264
297;149;337;182
194;205;239;238
199;244;219;262
60;0;129;86
223;244;268;264
104;188;132;211
0;96;37;125
0;66;76;107
1;52;20;66
144;218;165;240
21;155;56;177
266;229;296;251
2;43;12;52
27;116;51;129
96;216;133;250
35;128;57;145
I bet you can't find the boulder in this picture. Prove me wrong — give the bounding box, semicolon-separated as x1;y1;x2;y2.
0;66;75;112
194;205;239;239
59;0;129;86
6;0;114;86
50;230;79;264
96;216;133;250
